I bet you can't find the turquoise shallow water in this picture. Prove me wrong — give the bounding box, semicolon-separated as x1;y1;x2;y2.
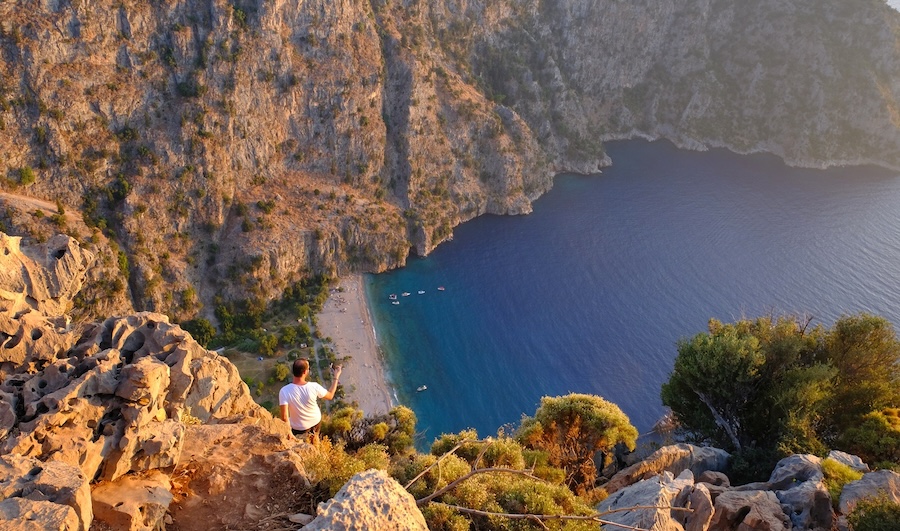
366;139;900;445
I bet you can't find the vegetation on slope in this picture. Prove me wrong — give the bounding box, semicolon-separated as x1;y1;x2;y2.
661;313;900;482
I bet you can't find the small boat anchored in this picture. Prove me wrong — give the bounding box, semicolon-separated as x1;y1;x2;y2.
416;385;428;392
402;292;411;297
417;290;425;295
391;301;400;305
389;294;397;300
437;286;446;291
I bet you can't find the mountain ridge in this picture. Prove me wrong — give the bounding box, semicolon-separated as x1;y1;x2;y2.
0;0;898;320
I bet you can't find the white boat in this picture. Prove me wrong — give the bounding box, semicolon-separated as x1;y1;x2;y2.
417;290;425;294
437;286;446;291
402;292;411;297
391;301;400;305
389;294;397;300
416;385;427;392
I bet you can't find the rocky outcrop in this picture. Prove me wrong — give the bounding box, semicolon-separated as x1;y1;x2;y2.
828;450;870;473
2;1;900;317
0;233;310;529
0;454;92;531
303;469;429;531
838;469;900;515
598;469;694;531
92;471;173;531
709;490;791;531
604;443;731;494
597;449;848;531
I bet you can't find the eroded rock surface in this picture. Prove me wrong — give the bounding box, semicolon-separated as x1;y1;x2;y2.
303;469;428;531
605;443;731;494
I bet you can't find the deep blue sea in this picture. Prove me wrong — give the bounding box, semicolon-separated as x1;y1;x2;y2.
365;139;900;446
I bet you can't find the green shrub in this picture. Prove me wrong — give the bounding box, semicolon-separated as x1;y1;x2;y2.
297;438;367;499
822;458;863;508
848;496;900;531
181;318;216;347
369;422;389;441
273;363;290;382
356;443;390;471
838;408;900;466
19;166;35;186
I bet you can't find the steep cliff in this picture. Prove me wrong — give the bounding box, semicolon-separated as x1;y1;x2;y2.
0;0;898;319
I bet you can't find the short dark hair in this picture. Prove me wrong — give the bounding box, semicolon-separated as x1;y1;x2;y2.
292;359;310;377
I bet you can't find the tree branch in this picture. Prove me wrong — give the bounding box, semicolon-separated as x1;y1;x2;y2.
405;439;470;490
695;390;742;450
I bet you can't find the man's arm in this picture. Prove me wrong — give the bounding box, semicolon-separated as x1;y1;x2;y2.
280;404;289;423
322;365;342;400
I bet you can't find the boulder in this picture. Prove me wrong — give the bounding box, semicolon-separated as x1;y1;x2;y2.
684;483;714;531
0;455;91;530
92;470;173;531
698;471;730;487
605;444;730;494
838;469;900;515
598;471;691;531
710;490;791;531
775;477;833;530
303;469;428;531
0;498;80;531
827;450;869;473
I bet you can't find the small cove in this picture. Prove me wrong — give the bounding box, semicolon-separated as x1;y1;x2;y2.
366;139;900;443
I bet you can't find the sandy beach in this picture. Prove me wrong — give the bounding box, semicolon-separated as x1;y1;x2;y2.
317;275;395;416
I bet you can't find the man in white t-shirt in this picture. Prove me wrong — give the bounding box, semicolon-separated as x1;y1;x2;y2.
279;358;341;439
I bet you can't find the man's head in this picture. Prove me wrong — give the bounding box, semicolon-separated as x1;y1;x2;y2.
292;359;310;378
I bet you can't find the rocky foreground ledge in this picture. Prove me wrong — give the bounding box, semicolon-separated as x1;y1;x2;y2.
2;231;899;530
0;232;426;530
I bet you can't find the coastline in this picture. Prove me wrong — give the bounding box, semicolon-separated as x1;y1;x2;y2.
317;274;395;416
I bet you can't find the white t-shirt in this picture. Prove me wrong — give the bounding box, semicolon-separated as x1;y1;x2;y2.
279;381;328;431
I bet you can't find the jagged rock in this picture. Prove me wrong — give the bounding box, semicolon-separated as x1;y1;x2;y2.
0;455;91;531
303;469;428;531
684;483;714;531
768;455;824;490
598;471;693;531
2;313;276;485
0;498;80;531
710;490;791;531
92;470;172;531
605;444;730;494
775;476;833;530
827;450;869;473
838;469;900;515
0;233;94;319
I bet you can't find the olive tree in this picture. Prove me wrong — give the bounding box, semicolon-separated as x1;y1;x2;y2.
516;393;637;493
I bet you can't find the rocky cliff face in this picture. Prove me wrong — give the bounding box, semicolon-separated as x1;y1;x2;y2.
0;0;898;318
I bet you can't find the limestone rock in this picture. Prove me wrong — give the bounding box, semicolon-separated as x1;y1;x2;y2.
0;455;91;531
0;233;94;319
775;476;833;531
0;498;80;531
684;483;714;531
698;470;730;487
838;469;900;516
598;471;691;531
605;444;730;494
827;450;869;473
2;312;275;484
303;469;428;531
710;490;791;531
92;470;172;531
